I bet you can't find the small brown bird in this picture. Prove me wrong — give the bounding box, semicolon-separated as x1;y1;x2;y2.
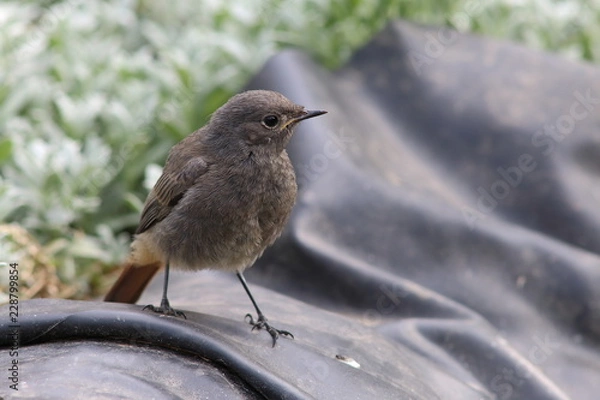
105;90;326;346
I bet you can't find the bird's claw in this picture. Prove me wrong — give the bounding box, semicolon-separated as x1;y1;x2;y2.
143;299;187;319
244;313;293;347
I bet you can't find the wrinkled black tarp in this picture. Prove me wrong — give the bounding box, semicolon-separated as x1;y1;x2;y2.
2;20;600;400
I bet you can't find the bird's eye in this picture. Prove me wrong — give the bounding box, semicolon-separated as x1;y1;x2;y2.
261;115;279;128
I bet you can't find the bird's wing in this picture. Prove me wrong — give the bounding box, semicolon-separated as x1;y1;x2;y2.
136;157;208;234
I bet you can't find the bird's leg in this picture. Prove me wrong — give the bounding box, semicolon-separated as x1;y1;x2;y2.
236;272;293;347
143;261;186;319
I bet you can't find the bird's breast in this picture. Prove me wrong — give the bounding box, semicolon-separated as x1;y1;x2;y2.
160;152;297;271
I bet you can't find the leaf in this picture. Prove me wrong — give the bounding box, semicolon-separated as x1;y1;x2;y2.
0;139;13;164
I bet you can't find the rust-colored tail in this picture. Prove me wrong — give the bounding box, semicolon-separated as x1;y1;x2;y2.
104;262;161;303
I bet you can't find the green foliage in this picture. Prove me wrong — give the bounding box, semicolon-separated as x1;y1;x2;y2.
0;0;598;298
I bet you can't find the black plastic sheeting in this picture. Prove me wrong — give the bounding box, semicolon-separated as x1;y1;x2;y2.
2;20;600;399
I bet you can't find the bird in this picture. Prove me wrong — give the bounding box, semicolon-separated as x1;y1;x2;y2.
104;89;327;346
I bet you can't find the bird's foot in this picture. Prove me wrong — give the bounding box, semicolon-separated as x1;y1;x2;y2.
245;313;293;347
143;298;187;319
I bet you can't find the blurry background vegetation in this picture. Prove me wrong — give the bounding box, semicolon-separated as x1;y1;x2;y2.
1;0;599;302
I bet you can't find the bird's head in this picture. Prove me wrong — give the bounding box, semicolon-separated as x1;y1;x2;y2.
207;90;326;157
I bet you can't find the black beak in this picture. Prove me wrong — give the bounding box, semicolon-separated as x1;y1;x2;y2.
296;109;327;122
283;109;327;129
